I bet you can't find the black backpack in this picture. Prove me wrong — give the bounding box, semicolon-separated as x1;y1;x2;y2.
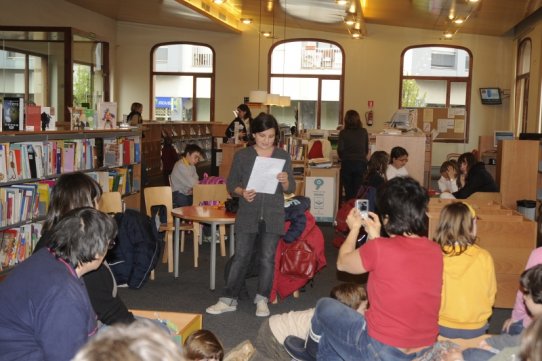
106;209;162;289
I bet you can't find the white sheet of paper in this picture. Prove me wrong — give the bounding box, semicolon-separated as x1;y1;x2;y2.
246;156;286;194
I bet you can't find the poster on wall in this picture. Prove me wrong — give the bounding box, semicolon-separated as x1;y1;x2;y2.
305;176;335;223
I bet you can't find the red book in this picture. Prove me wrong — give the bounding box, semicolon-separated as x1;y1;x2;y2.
25;105;41;132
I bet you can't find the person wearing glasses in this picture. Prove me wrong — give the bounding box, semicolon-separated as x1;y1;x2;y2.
0;207;117;361
170;143;204;208
33;172;135;326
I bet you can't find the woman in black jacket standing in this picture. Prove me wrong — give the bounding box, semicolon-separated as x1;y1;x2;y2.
337;109;369;201
452;152;498;199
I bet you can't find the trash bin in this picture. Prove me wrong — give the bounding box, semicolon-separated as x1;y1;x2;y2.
517;200;536;221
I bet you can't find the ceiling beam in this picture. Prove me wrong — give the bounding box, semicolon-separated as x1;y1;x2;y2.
175;0;242;33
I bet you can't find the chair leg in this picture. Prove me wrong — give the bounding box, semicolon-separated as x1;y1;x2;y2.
167;231;174;273
161;232;168;264
180;225;185;253
219;224;226;257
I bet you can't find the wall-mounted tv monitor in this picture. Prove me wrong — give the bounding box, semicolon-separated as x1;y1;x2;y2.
494;130;514;148
480;88;502;105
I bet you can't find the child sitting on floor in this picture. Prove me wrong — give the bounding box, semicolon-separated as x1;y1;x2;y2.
184;329;224;361
254;282;368;361
434;202;496;339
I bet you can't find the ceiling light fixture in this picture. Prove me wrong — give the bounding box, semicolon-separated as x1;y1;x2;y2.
241;18;252;24
453;17;465;24
262;31;272;37
443;31;454;39
213;0;226;4
344;13;356;26
336;0;348;5
351;30;362;39
249;0;268;103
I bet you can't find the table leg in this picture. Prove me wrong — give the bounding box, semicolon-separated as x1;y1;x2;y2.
210;222;217;290
229;225;235;256
174;217;180;278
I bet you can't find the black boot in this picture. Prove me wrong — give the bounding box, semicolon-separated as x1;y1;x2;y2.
283;331;318;361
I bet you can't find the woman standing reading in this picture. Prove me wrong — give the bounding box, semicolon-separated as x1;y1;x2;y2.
207;113;295;317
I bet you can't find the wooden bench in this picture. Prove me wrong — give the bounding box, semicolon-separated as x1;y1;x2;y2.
428;198;537;308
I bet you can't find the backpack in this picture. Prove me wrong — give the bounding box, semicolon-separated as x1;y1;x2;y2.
332;185;377;248
107;209;162;289
199;173;225;184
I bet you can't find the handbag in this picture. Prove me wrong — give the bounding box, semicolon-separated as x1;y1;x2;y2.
225;197;239;213
280;238;316;279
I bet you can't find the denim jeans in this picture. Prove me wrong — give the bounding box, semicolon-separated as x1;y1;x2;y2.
221;226;279;305
311;298;431;361
172;191;192;208
340;160;367;201
504;320;524;335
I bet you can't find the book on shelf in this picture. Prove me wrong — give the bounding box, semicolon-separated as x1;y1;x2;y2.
309;157;333;168
2;97;24;131
37;181;55;217
40;106;56;131
25;104;42;132
103;138;123;167
96;102;118;130
0;228;19;270
0;143;7;183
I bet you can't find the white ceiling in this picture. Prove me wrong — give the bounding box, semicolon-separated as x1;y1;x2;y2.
65;0;542;37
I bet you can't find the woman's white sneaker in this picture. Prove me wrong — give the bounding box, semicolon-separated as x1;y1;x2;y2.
206;301;237;315
255;300;270;317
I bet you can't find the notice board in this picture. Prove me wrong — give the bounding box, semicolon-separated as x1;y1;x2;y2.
416;107;467;142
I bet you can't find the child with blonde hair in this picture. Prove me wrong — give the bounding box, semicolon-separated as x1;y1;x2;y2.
434;202;496;339
184;329;224;361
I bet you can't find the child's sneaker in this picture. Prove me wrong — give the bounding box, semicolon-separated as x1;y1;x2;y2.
206;301;237;315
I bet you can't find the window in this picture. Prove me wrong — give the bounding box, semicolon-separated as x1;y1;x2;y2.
516;38;530;133
269;40;344;130
401;45;472;142
431;51;456;69
151;43;214;121
0;49;48;105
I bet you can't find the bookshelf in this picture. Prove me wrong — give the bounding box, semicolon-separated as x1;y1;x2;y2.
141;122;212;187
0;128;142;271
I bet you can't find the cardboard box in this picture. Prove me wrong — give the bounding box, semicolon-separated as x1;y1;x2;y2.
305;176;335;222
131;309;202;344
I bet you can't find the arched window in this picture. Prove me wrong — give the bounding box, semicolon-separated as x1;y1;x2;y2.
515;38;530;133
151;43;215;121
401;45;472;142
269;39;344;130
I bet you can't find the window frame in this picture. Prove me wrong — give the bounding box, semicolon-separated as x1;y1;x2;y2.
268;38;345;129
150;41;215;122
400;45;473;143
515;38;531;134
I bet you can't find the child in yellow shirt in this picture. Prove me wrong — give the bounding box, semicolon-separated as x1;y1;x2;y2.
434;202;497;339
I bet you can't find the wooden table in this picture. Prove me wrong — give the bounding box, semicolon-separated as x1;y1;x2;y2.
172;205;236;290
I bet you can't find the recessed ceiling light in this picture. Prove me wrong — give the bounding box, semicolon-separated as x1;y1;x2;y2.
453;18;465;24
213;0;226;4
241;18;252;24
336;0;348;5
351;30;362;39
468;0;480;2
443;32;454;39
344;14;356;26
262;31;272;38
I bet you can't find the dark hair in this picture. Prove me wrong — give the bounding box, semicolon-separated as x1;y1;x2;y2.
343;110;362;129
521;264;542;305
364;151;389;183
130;102;143;113
457;152;477;172
237;103;252;121
182;143;204;158
248;112;280;146
184;329;224;361
376;176;428;236
389;146;408;163
48;207;117;266
43;172;103;233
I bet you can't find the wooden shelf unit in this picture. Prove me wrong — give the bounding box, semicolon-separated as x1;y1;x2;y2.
0;128;142;271
141;121;212;187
